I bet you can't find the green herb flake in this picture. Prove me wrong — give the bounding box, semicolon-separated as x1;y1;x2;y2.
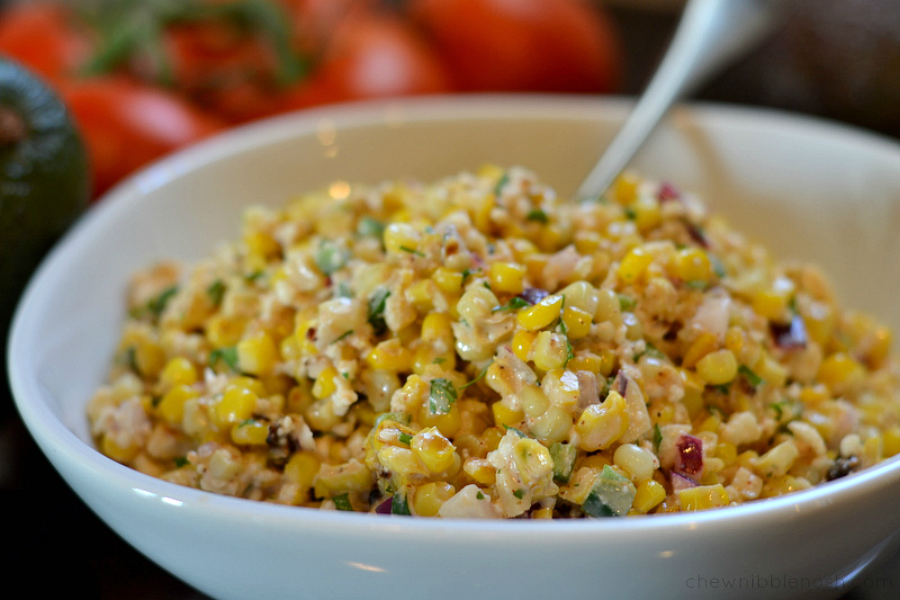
503;424;527;438
237;419;257;428
432;357;446;365
174;456;189;468
333;493;354;512
315;240;349;276
491;296;530;313
357;216;385;239
493;172;509;196
711;255;727;279
244;270;265;283
460;362;491;390
513;488;526;500
476;491;485;500
685;280;708;290
147;285;179;318
391;492;411;516
206;279;226;307
617;294;637;312
333;330;354;343
209;346;239;372
550;442;576;484
124;346;140;375
713;383;731;395
770;402;785;420
429;378;458;414
653;424;663;452
399;245;425;257
739;364;764;387
623;206;637;221
398;432;413;445
367;287;391;336
526;209;549;224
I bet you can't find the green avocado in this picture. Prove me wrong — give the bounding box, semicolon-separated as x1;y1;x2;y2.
0;58;90;404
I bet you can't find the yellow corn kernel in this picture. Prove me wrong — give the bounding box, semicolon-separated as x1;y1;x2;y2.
492;401;524;429
406;279;436;312
411;427;457;474
513;437;554;485
412;481;456;517
630;195;662;233
519;385;550;418
575;390;629;451
517;294;564;331
214;386;258;426
314;459;374;498
678;369;705;419
613;444;659;483
818;352;866;394
413;346;456;375
752;276;795;321
531;406;573;444
133;341;165;379
432;267;464;294
419;400;462;438
679;483;730;511
753;353;787;389
512;330;537;362
561;306;592;340
697;414;721;433
481;427;505;453
366;339;413;372
532;331;569;371
284;451;321;491
101;435;140;463
696;349;738;385
716;442;738;466
675;247;713;284
682;332;718;369
463;458;497;485
244;231;280;260
613;172;639;204
567;354;603;374
574;230;602;254
384;222;420;254
756;441;800;478
883;426;900;458
377;445;426;479
421;313;454;342
231;419;269;446
632;479;666;513
488;262;527;294
206;314;247;347
617;246;653;285
312;366;339;400
532;506;554;519
237;331;278;376
227;376;266;397
160;357;198;388
158;384;198;424
524;253;549;281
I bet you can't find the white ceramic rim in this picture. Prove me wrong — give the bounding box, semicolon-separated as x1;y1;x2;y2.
9;93;900;541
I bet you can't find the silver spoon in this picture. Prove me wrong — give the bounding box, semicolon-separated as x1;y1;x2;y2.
576;0;788;201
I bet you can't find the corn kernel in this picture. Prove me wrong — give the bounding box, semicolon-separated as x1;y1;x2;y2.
531;406;573;444
244;231;280;260
755;441;799;478
679;483;730;511
488;262;527;294
613;444;659;482
682;332;717;369
492;401;524;429
284;451;321;491
158;384;198;424
419;400;462;438
818;352;866;394
567;354;603;374
675;247;713;284
421;313;454;342
312;366;339;399
384;222;420;254
406;280;436;312
532;506;554;519
237;331;278;375
520;384;550;418
883;426;900;458
752;277;795;321
366;339;413;372
561;306;592;339
160;357;198;388
412;482;456;517
532;331;568;371
696;349;738;385
632;479;666;513
231;419;269;446
463;458;497;485
613;172;639;204
617;246;653;285
101;435;140;463
206;314;247;348
134;341;165;379
630;195;662;233
432;267;464;294
575;391;629;451
214;386;258;426
512;329;537;362
411;427;457;474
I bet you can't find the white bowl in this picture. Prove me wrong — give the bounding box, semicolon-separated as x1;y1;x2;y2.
9;96;900;600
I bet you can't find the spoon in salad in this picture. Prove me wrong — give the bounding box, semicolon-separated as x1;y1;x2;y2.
576;0;789;201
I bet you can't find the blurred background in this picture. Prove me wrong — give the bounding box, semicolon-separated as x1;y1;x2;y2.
2;0;900;597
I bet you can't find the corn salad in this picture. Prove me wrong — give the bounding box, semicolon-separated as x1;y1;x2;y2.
88;166;900;518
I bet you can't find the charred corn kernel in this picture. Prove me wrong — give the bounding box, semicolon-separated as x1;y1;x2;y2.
489;262;527;294
412;481;456;517
214;386;258;426
756;441;799;478
517;294;564;331
614;444;659;482
366;339;413;372
101;435;140;463
613;172;639;204
696;349;738;385
432;267;464;294
377;445;426;479
675;247;713;284
231;419;269;445
492;401;524;429
384;222;420;254
630;195;662;232
531;406;573;444
160;357;198;387
284;451;321;491
679;483;730;511
682;332;718;368
818;353;865;394
411;427;457;473
512;329;537;362
561;306;592;339
567;354;603;374
520;385;550;418
244;231;280;259
617;246;653;285
575;391;628;451
237;331;278;375
633;479;666;513
419;400;461;438
532;331;568;371
314;459;374;497
158;384;198;424
312;366;339;399
463;458;496;485
421;313;454;342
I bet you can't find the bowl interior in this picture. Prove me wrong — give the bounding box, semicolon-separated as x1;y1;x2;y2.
10;94;900;470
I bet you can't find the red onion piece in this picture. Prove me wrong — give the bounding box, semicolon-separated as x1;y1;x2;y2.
772;313;808;350
657;182;681;203
671;471;699;492
374;497;393;515
519;287;550;305
676;434;704;475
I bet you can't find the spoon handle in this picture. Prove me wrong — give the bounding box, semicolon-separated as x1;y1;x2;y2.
575;0;785;201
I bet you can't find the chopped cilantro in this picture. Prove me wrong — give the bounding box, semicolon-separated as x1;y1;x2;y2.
314;240;349;276
357;216;385;238
503;424;527;438
685;280;708;290
617;294;637;311
460;362;491;390
391;492;411;516
493;172;509;196
739;365;764;387
491;296;530;313
174;456;189;468
398;432;413;445
432;357;446;365
333;493;354;511
147;285;178;318
367;287;391;335
513;489;526;500
399;245;425;257
333;330;354;343
237;419;257;428
564;338;575;367
526;209;549;223
124;346;140;375
429;378;458;414
206;279;226;306
623;206;637;221
476;491;485;500
711;255;727;279
244;270;264;283
653;424;663;452
209;346;239;372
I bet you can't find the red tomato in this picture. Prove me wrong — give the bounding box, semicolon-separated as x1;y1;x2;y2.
269;10;452;115
0;3;92;84
409;0;622;93
60;78;225;197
